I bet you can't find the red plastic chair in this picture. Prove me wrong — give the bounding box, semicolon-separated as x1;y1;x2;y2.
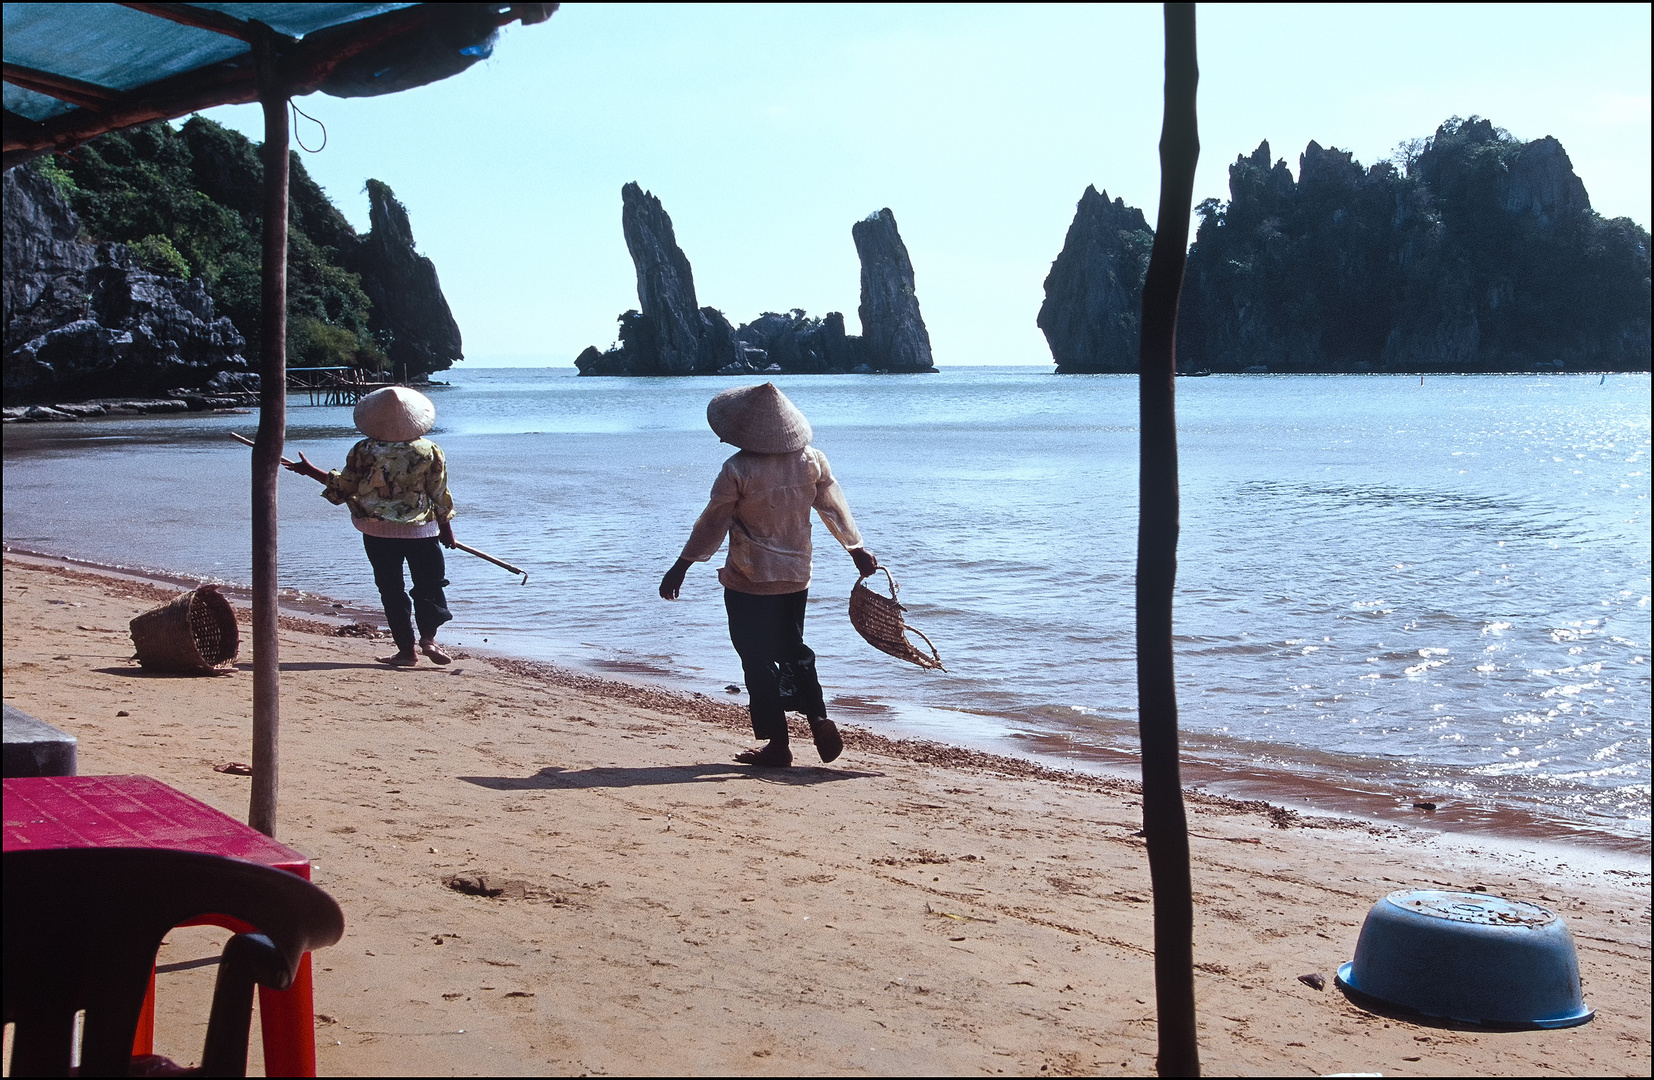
4;847;344;1077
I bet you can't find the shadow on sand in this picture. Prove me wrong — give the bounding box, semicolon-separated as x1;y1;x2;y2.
231;661;399;673
460;763;880;791
98;660;391;677
1333;981;1574;1033
95;666;232;679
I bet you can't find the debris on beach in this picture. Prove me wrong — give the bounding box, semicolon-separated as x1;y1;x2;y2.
443;872;568;903
213;761;253;775
925;903;995;924
873;848;951;867
1297;972;1327;991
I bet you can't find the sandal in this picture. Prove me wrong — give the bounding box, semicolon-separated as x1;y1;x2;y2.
419;639;453;665
808;717;843;763
734;744;793;768
377;650;418;667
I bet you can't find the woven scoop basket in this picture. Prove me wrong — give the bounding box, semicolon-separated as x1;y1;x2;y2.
849;567;945;671
129;584;240;673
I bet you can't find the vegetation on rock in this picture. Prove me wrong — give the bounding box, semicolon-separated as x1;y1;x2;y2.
1044;117;1651;373
49;118;460;377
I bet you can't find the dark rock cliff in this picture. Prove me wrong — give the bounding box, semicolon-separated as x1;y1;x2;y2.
1038;186;1153;373
852;208;935;372
576;187;934;375
342;179;464;378
619;182;704;374
1042;118;1650;373
9;118;463;392
576;185;748;376
4;163;248;401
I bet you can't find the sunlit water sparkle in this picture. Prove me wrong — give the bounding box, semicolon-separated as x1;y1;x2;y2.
5;368;1648;843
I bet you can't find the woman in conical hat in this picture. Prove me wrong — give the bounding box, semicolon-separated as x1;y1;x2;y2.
660;383;879;767
285;386;460;667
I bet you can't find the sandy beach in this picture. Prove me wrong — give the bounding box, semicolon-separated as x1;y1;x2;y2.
3;552;1649;1077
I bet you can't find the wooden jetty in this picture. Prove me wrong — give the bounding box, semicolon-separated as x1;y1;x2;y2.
286;366;393;406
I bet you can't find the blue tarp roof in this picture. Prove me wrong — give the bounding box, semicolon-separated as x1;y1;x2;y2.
3;3;552;167
3;4;414;122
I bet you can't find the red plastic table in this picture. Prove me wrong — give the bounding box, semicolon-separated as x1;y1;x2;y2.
3;775;322;1076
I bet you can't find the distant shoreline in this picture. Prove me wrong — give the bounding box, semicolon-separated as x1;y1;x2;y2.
5;367;1647;417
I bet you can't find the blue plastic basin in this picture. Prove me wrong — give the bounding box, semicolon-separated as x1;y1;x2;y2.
1336;889;1593;1029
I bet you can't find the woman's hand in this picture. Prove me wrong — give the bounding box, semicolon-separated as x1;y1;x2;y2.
850;547;879;577
438;519;457;549
282;450;329;483
659;557;691;600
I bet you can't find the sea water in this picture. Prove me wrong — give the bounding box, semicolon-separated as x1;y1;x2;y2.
4;369;1648;845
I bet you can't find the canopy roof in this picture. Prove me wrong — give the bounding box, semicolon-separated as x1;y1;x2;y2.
3;2;554;168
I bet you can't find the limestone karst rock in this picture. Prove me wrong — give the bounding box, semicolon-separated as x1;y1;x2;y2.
1038;185;1154;374
9;119;466;389
851;208;934;372
698;305;743;373
3;160;96;330
576;187;934;375
344;179;463;378
3;163;248;401
1046;119;1648;374
619;182;704;374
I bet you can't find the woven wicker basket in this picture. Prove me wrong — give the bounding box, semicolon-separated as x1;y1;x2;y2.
129;584;240;673
848;568;945;671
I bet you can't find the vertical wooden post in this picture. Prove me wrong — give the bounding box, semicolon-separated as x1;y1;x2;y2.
249;31;288;838
1137;3;1200;1075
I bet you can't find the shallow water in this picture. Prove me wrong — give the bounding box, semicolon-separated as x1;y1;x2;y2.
5;368;1649;844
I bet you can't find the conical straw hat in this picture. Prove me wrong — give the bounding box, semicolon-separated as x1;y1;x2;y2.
354;386;436;442
706;382;811;453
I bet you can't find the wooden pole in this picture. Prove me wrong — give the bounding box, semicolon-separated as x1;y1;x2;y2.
249;28;288;838
1137;4;1200;1075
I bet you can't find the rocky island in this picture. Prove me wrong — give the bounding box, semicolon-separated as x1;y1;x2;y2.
4;117;461;408
575;184;936;375
1042;117;1651;374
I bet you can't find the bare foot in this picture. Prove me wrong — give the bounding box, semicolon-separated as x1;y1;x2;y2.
419;639;453;665
378;650;418;667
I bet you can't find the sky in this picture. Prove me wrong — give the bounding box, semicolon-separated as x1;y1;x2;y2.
198;3;1653;368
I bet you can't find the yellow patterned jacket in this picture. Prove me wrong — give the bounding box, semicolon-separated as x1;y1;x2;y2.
323;438;455;539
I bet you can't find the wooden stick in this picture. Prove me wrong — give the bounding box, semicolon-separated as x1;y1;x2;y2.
230;431;528;584
229;430;293;465
454;542;530;585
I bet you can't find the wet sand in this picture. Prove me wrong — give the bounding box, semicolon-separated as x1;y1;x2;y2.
3;554;1649;1076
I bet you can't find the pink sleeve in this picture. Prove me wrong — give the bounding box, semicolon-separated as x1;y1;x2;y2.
680;461;741;562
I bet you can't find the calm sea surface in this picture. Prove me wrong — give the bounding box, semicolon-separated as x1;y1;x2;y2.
5;368;1649;845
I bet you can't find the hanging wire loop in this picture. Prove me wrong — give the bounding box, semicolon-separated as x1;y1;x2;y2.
290;100;327;153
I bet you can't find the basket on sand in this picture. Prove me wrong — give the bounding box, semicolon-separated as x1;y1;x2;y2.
129;584;240;673
848;568;945;671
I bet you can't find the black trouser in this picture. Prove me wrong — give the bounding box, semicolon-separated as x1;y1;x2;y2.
724;588;826;744
362;535;452;652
